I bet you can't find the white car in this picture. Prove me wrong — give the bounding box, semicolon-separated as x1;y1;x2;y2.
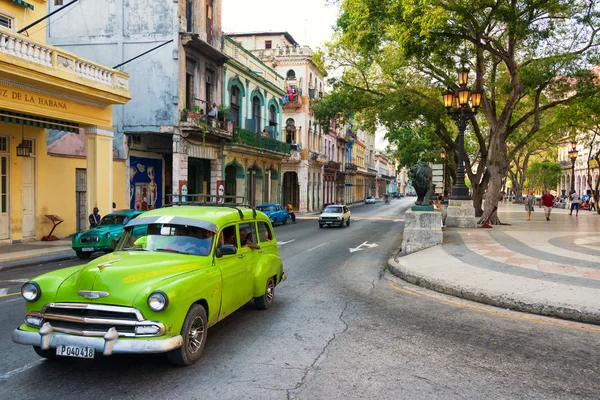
365;196;376;204
319;205;351;228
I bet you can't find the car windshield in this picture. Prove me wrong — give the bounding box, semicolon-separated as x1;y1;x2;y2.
100;215;130;225
257;205;276;212
324;206;343;213
116;223;214;256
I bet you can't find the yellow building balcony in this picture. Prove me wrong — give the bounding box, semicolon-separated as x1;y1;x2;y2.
0;27;130;117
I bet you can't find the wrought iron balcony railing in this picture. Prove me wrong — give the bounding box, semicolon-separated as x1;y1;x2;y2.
230;128;291;155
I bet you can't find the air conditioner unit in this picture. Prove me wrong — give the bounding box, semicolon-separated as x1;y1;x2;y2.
206;75;212;84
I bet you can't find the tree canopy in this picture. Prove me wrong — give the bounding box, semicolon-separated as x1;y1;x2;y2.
314;0;600;221
526;161;563;192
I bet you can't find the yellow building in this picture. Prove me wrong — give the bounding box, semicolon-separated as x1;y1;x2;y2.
0;0;130;243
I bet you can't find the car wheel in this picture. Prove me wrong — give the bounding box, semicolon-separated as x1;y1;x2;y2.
76;251;91;260
255;276;275;310
347;218;351;227
167;304;208;366
33;346;57;360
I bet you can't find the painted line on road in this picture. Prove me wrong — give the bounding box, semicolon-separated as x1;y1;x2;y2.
0;291;20;298
0;279;29;283
0;297;22;304
0;288;7;296
0;360;43;380
307;243;326;252
278;239;296;246
387;281;600;334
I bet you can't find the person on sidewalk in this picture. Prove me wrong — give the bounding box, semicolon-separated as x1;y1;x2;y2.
89;207;101;229
286;202;296;223
569;190;580;216
540;189;556;221
525;189;536;221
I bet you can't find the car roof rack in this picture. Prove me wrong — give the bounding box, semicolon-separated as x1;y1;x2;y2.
163;194;256;219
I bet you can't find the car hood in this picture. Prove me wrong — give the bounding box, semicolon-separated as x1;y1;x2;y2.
258;210;277;216
55;251;207;306
80;225;123;236
320;212;343;218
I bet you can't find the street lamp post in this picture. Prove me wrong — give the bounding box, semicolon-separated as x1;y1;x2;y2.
440;150;446;196
441;68;483;200
568;140;578;194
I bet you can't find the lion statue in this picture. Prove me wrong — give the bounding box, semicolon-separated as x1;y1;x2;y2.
409;162;433;206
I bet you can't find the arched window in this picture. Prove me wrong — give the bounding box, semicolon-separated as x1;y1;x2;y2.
286;69;296;79
252;96;261;132
230;86;240;127
286;118;296;144
269;104;276;125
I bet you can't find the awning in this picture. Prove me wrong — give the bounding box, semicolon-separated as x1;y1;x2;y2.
11;0;34;10
0;110;79;132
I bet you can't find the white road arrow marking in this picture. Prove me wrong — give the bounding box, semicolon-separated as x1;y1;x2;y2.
307;243;326;252
277;239;296;246
393;219;403;222
349;241;379;253
0;288;8;296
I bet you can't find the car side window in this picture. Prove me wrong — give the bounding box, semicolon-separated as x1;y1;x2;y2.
344;206;349;213
217;225;238;251
238;222;258;248
257;222;273;243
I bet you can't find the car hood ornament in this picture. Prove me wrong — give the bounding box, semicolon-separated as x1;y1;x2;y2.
78;291;110;299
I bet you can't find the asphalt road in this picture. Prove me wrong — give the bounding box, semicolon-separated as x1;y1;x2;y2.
1;197;599;399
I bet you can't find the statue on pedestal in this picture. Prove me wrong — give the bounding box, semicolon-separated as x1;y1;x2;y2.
409;162;433;210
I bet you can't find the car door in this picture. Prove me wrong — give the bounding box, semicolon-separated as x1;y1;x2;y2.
344;206;350;222
237;221;259;302
215;224;247;319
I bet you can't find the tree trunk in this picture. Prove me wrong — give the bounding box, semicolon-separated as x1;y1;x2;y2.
471;171;489;217
513;184;523;204
480;135;508;225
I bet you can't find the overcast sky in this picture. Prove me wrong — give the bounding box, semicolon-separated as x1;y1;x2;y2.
222;0;388;150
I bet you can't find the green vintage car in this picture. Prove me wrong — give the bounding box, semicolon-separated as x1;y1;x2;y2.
13;205;286;366
72;210;145;259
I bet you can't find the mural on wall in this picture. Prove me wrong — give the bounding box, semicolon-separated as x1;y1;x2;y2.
217;180;225;203
47;129;127;159
130;155;162;210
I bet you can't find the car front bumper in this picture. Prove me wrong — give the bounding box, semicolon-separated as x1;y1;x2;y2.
12;323;183;356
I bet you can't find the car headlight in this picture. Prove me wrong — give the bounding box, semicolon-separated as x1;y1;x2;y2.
148;291;168;311
21;282;41;302
337;216;342;220
105;232;111;238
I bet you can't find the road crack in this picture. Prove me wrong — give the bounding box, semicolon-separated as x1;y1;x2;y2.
286;302;350;399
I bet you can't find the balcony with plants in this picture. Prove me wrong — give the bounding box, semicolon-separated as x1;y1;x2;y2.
228;119;291;156
179;100;234;140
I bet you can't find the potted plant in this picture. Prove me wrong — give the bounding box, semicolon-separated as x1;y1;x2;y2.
217;105;233;131
187;106;202;121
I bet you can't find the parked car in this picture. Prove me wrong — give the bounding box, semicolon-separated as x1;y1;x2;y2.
318;204;351;228
256;203;290;225
13;205;286;366
365;196;376;204
71;210;145;259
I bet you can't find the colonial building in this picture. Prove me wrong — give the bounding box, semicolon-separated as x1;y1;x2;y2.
558;141;599;197
220;36;289;206
226;32;327;212
48;0;229;208
0;0;130;242
375;152;395;197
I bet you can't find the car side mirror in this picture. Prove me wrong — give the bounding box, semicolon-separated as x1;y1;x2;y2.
216;244;236;258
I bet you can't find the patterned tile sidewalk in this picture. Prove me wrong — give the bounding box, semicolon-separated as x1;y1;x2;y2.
388;202;600;324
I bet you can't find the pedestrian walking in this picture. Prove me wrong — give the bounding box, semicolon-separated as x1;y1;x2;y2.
569;190;580;216
540;189;556;221
89;207;101;228
590;196;596;212
286;202;296;223
525;189;536;221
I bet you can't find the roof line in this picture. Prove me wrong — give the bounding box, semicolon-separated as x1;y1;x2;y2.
225;31;299;47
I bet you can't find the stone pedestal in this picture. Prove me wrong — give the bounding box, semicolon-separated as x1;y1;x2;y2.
445;199;478;228
401;210;443;255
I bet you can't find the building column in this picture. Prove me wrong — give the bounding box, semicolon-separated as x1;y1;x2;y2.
85;127;114;216
172;133;189;202
210;157;222;197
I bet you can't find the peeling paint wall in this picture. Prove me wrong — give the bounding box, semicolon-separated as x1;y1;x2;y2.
46;0;179;136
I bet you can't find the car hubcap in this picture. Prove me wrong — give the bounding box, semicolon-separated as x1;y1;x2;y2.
266;279;275;303
187;316;205;354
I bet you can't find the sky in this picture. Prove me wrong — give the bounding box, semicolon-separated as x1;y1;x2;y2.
222;0;389;150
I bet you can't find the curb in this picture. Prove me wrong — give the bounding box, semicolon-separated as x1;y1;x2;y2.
0;251;76;272
387;256;600;326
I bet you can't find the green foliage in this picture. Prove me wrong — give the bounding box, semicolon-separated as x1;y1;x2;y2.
311;48;328;77
526;162;563;191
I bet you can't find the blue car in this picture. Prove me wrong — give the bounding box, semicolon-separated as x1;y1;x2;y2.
256;203;290;225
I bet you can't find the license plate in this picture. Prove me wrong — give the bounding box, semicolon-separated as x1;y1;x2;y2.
56;344;95;359
326;221;333;224
81;247;94;252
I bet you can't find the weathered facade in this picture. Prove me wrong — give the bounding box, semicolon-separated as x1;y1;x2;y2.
220;36;289;206
47;0;229;208
227;32;327;212
0;0;130;242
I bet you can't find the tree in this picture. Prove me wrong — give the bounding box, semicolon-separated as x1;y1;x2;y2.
318;0;600;223
526;162;563;192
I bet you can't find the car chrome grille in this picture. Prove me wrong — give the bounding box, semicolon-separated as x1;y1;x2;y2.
40;303;145;337
320;217;340;221
80;236;99;244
